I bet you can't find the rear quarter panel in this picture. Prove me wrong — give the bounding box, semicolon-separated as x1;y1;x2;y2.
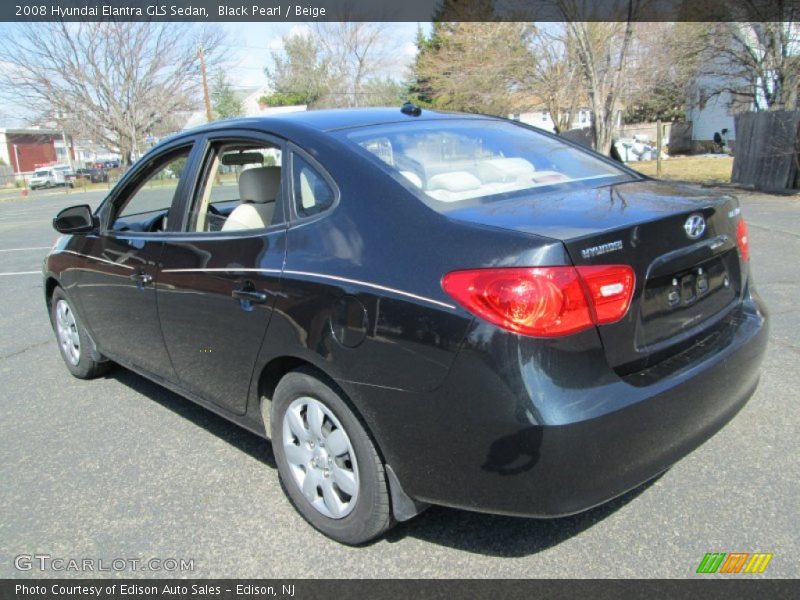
256;130;570;394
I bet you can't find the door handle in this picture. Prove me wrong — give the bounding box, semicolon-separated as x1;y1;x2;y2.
130;272;153;285
232;288;269;304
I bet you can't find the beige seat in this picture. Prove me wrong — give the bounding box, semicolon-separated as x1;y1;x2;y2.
221;166;281;231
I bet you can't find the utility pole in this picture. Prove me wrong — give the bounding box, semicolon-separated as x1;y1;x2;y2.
656;119;663;178
198;45;214;123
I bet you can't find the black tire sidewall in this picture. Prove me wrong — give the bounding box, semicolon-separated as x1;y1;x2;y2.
271;370;391;545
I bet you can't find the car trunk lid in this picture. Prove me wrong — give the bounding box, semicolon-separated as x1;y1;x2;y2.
445;180;746;371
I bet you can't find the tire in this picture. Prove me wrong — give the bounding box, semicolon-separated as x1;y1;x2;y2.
270;368;394;545
50;286;112;379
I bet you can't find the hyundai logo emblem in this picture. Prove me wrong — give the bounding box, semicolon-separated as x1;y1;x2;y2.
684;214;706;239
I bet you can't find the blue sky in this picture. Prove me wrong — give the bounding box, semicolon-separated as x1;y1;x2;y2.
220;22;424;90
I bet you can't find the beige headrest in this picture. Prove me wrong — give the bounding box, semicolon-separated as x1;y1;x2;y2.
238;166;281;204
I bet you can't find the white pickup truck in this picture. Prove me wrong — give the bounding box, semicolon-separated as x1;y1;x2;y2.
29;165;74;190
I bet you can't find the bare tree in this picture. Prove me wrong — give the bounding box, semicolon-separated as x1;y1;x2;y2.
701;20;800;112
563;17;634;153
0;22;225;165
525;25;583;133
317;22;395;107
264;23;402;108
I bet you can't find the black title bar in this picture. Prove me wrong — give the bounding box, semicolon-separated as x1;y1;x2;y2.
4;0;800;22
1;579;799;600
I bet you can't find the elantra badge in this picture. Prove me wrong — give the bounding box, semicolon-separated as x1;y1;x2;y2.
684;214;706;239
581;240;623;259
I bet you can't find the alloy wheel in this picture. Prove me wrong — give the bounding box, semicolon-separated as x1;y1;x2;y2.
55;299;80;365
282;396;360;519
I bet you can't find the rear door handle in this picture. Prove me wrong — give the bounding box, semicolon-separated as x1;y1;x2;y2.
232;288;269;304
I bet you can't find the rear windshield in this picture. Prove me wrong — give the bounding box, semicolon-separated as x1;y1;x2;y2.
343;119;635;208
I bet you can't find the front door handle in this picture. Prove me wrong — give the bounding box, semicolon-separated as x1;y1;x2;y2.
232;287;269;304
130;272;153;285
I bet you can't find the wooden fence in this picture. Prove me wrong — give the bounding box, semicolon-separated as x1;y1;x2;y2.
732;110;800;191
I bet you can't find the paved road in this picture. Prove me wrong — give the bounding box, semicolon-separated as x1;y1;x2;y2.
0;188;797;578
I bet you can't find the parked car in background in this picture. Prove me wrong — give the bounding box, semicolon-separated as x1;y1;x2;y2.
43;107;768;545
88;168;109;183
95;159;120;169
29;166;73;189
53;164;74;179
71;168;109;184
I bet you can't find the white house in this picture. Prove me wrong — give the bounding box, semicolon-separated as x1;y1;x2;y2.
509;108;594;133
181;87;307;130
686;74;753;146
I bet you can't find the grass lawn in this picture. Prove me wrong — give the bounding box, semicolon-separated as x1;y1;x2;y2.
628;155;733;184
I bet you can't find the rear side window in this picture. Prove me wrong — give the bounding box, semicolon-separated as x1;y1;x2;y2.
343;120;634;208
293;154;334;217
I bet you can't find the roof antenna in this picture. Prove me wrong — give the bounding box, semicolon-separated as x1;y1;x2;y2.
401;102;422;117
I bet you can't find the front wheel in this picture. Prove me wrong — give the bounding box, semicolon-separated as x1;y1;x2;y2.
270;368;394;545
50;287;111;379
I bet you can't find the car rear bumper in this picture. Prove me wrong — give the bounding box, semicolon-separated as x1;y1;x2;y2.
347;288;768;517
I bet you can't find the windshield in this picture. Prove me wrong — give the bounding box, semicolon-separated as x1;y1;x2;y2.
33;170;49;177
343;119;635;208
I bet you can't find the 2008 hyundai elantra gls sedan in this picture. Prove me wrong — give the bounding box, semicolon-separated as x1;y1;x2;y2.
44;106;768;544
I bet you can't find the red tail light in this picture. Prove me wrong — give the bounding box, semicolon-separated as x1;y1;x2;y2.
576;265;636;325
736;218;750;262
441;265;635;337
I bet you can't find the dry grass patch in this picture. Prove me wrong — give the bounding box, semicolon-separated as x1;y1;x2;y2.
629;156;733;184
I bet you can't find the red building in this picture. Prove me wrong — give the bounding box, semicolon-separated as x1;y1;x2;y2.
0;128;67;172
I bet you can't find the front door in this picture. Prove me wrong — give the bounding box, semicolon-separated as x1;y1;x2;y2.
77;143;197;380
157;135;286;415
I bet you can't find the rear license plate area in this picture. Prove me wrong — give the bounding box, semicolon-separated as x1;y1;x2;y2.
638;251;738;348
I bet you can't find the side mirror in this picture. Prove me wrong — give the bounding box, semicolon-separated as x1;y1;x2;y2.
53;205;97;234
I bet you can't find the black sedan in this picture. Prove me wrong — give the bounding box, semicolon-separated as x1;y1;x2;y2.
44;107;768;544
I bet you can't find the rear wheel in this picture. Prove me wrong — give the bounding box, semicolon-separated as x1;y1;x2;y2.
50;287;111;379
270;368;394;545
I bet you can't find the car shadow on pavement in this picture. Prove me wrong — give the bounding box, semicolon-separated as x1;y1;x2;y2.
108;367;662;557
108;368;276;469
383;475;663;557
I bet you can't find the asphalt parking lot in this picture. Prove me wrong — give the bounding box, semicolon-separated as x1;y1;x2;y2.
0;186;797;578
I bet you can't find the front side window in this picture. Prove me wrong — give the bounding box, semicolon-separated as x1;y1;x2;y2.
292;154;335;217
343;119;634;208
110;147;192;231
190;143;283;233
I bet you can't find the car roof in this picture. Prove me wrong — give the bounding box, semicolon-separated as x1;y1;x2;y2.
183;107;495;136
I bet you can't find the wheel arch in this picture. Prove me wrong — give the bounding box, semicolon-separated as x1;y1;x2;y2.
44;275;60;310
253;353;429;522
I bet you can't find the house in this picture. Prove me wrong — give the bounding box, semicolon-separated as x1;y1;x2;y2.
69;139;119;166
509;108;594;133
181;87;307;130
685;53;756;151
686;79;753;150
0;128;68;173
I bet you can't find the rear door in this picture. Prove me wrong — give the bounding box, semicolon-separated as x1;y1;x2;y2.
156;131;287;415
77;140;199;380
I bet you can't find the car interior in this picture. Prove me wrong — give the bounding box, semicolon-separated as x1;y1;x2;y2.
192;144;284;233
109;143;287;234
353;125;627;204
